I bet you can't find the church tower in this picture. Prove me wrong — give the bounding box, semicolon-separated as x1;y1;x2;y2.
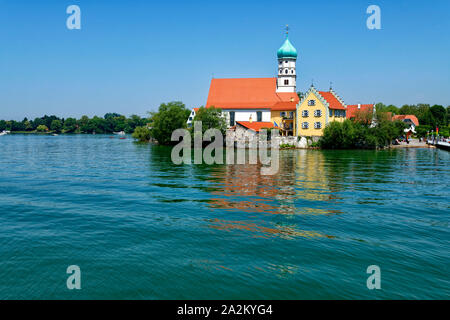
276;26;298;93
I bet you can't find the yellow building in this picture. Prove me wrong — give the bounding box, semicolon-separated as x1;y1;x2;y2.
296;86;347;137
270;101;297;136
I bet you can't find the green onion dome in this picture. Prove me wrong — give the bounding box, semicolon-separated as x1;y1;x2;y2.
277;37;297;59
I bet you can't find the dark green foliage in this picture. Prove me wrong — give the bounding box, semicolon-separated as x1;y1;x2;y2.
192;106;227;135
63;118;77;133
319;118;405;149
375;103;399;115
148;101;191;145
50;119;62;133
0;114;148;134
132;126;151;142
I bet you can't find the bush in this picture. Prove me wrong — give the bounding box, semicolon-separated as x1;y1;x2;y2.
280;143;295;149
132;126;151;142
36;125;48;132
416;125;432;137
192;106;227;135
50;119;62;133
149;102;191;145
319;118;405;149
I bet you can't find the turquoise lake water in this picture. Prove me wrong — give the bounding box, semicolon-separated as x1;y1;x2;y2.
0;134;448;299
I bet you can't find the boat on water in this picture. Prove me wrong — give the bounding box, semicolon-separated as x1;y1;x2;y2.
427;138;450;151
113;131;126;135
0;130;10;136
435;141;450;151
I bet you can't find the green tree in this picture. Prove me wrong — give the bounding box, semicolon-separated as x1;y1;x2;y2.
50;119;62;133
132;126;151;142
149;101;191;145
36;125;49;132
446;106;450;125
430;105;446;127
192;106;227;135
63;118;78;133
78;115;91;133
376;103;399;115
399;104;418;116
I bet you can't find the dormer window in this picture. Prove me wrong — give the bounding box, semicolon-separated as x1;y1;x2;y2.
308;100;316;106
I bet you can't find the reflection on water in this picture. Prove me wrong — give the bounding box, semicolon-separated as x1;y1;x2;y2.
208;218;333;240
0;135;448;299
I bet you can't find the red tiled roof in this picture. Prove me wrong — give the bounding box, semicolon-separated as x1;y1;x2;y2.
317;91;346;110
271;101;297;111
236;121;274;132
392;115;419;126
205;78;299;110
193;108;199;112
346;104;374;119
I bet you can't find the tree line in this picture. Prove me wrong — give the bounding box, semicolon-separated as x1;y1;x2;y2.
319;111;406;149
0;113;149;134
376;103;450;137
132;101;226;144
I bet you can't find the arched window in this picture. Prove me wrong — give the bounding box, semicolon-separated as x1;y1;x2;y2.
285;69;288;74
284;79;289;85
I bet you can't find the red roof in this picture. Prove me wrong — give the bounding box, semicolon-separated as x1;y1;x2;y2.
392;115;419;126
193;108;199;112
236;121;274;132
205;78;299;110
317;91;346;110
346;104;374;119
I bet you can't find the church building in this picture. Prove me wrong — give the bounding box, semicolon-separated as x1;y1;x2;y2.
202;29;299;136
192;28;373;138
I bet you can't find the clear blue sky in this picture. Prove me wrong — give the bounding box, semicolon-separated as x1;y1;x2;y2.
1;0;449;120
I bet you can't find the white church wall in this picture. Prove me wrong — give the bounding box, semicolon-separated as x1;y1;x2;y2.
222;109;271;127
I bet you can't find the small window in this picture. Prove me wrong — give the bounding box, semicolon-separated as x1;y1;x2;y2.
308;100;316;106
229;111;235;127
280;111;286;117
302;110;309;117
329;109;333;117
314;110;322;117
289;111;294;118
291;70;294;74
285;61;288;64
285;69;288;74
188;117;192;121
256;111;262;122
314;122;322;129
302;122;309;129
284;79;289;85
